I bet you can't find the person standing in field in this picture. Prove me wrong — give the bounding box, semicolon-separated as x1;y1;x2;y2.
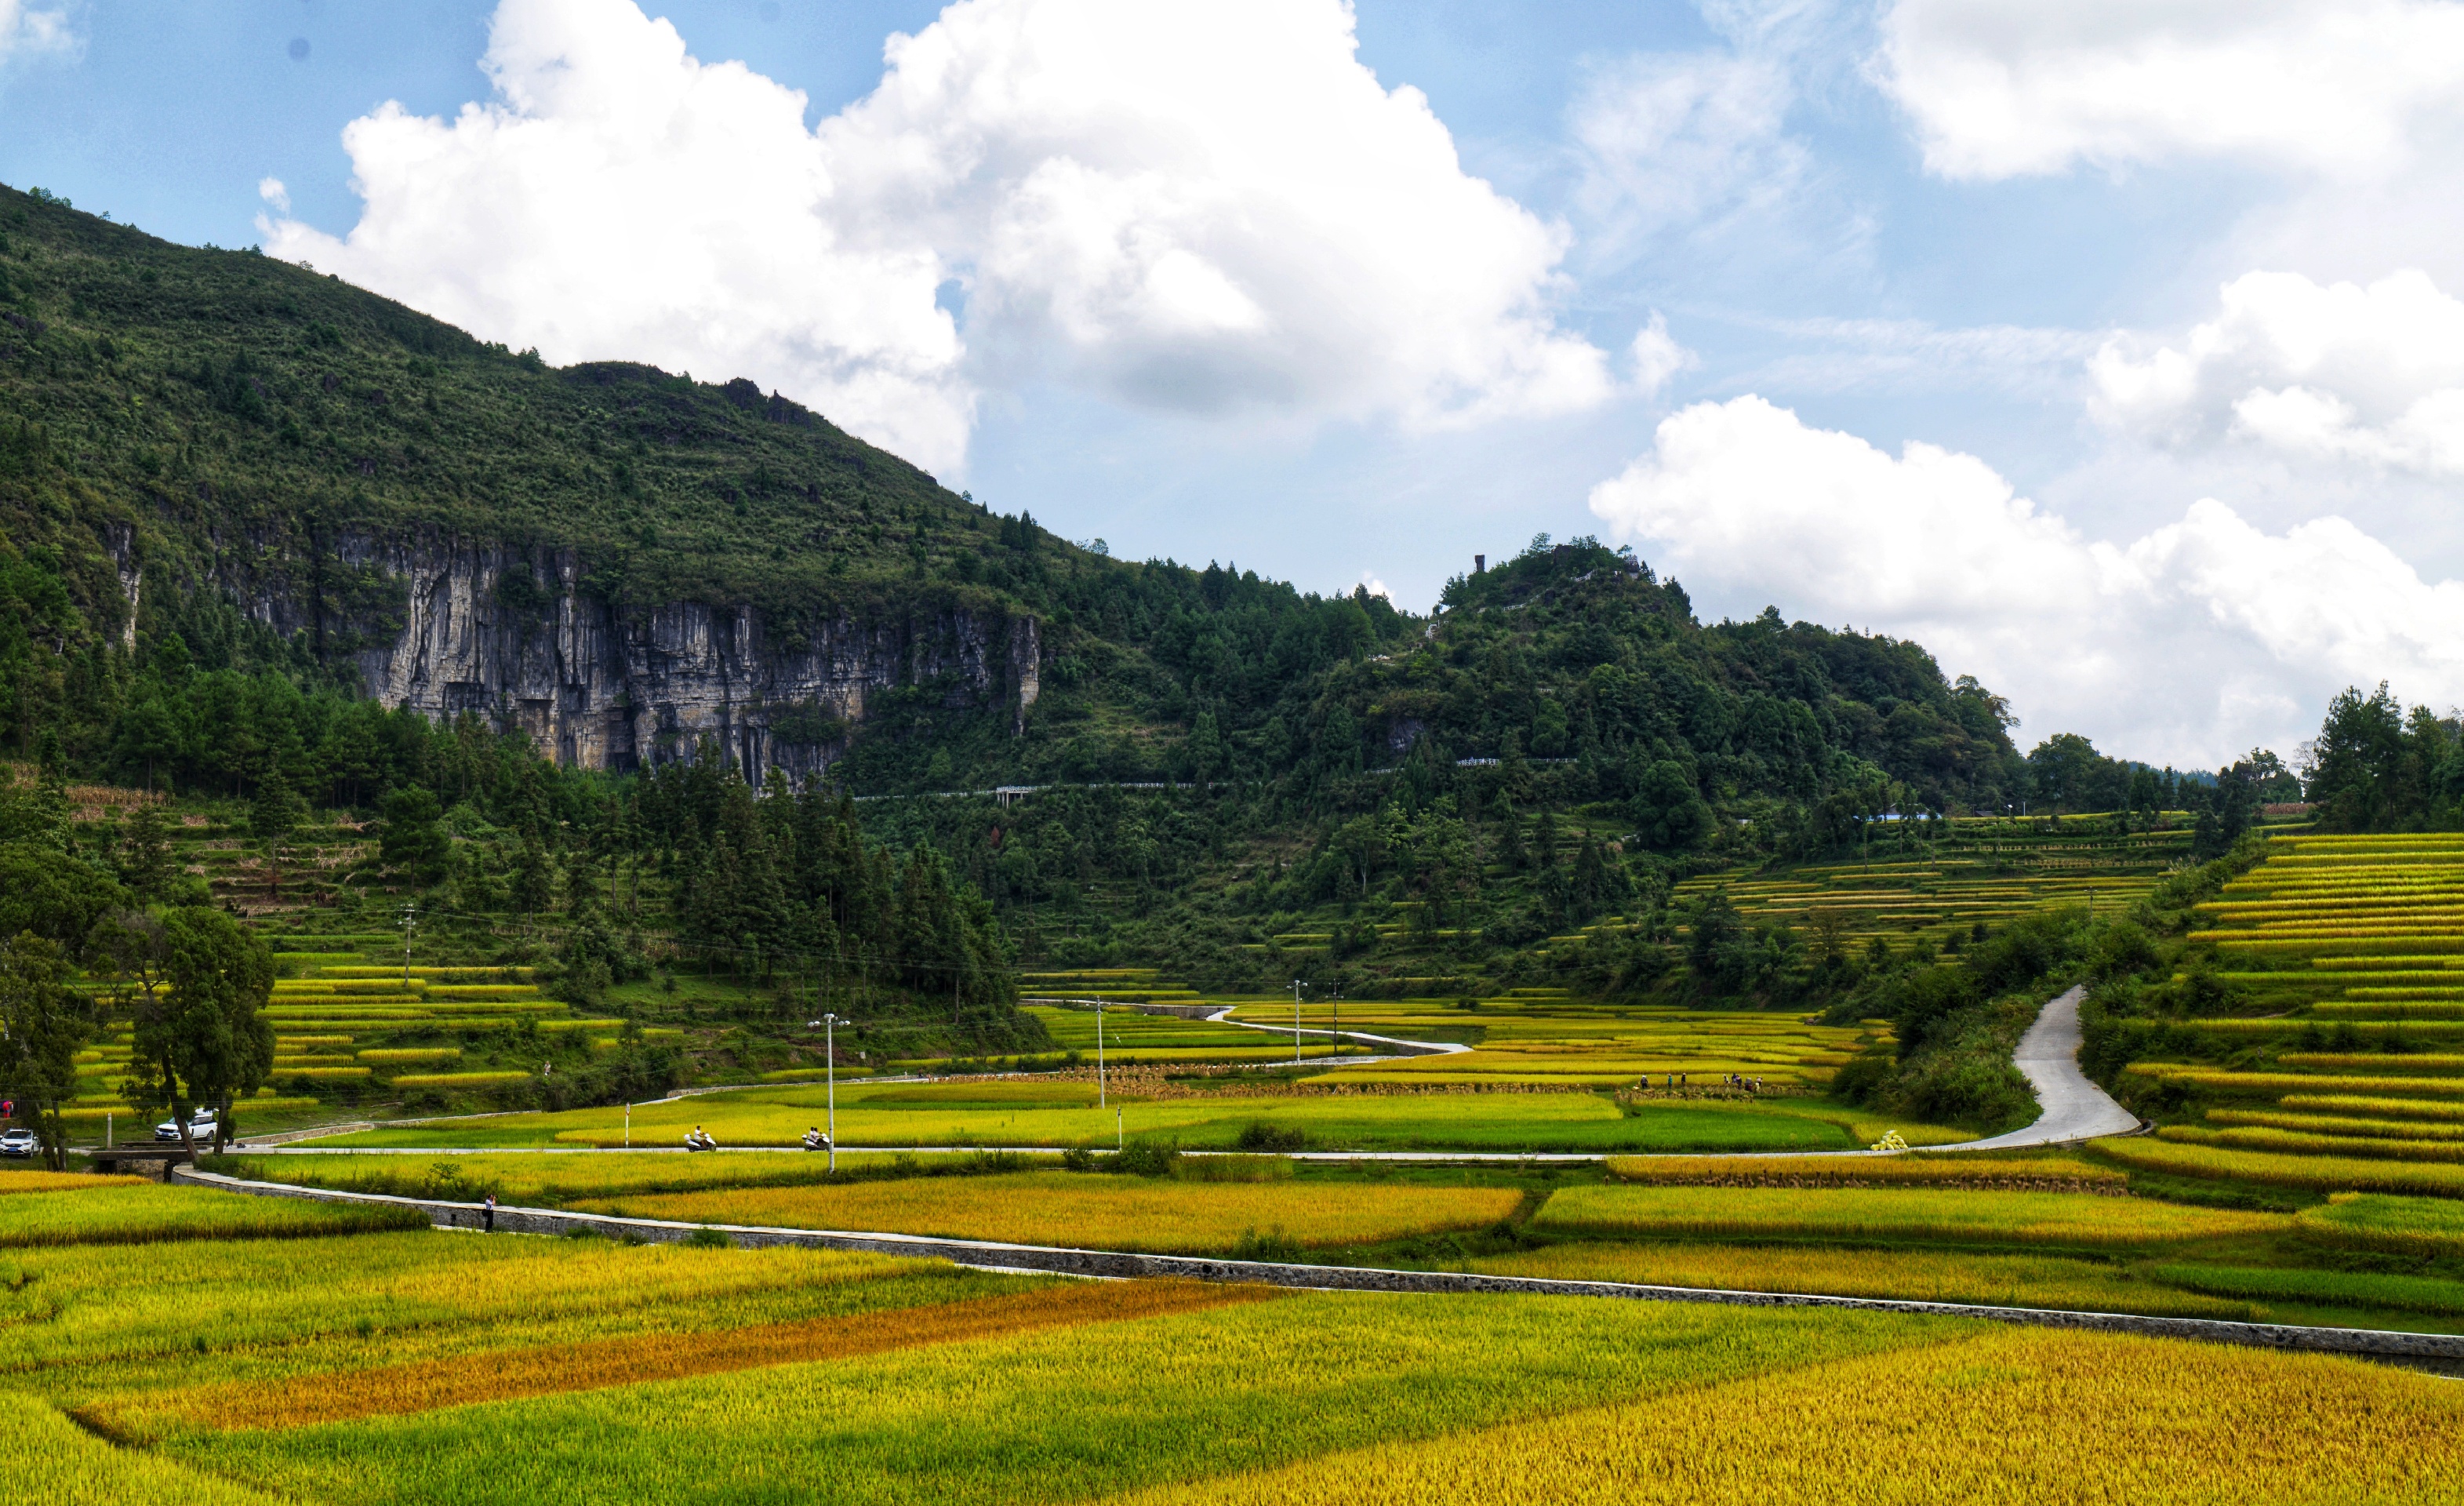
484;1193;496;1232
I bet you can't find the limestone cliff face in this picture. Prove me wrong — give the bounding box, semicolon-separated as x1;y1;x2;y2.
213;533;1038;780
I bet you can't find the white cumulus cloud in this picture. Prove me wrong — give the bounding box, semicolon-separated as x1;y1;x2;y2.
1588;395;2464;766
0;0;73;64
263;0;969;471
262;0;1608;476
1876;0;2464;180
1627;312;1695;398
2093;269;2464;476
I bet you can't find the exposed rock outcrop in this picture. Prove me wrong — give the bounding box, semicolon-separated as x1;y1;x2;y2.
147;528;1039;780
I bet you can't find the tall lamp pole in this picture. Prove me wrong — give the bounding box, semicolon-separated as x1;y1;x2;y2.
1095;998;1107;1110
1292;979;1303;1066
812;1013;849;1172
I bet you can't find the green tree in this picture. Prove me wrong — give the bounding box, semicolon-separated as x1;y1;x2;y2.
0;842;125;951
0;932;94;1169
99;906;275;1155
511;836;556;924
249;770;307;900
116;800;176;900
378;787;449;883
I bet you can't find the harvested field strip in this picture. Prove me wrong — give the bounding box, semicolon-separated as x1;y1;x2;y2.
1108;1326;2464;1506
2208;1108;2464;1140
1529;1185;2281;1247
158;1279;1274;1431
1470;1242;2251;1319
1601;1154;2124;1192
2093;1137;2464;1196
573;1173;1525;1253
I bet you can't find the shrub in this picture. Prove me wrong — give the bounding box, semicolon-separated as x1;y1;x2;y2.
1234;1121;1307;1152
1107;1142;1179;1178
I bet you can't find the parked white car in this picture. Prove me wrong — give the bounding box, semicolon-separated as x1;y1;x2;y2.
0;1127;36;1159
154;1111;217;1144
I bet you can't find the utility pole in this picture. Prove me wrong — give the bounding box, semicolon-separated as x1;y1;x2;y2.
398;901;417;988
1292;979;1303;1066
813;1013;849;1173
1096;998;1107;1110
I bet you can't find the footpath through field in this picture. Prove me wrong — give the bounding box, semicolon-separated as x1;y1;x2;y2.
171;1164;2462;1363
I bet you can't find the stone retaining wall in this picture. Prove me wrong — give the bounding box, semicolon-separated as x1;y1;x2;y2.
173;1168;2464;1364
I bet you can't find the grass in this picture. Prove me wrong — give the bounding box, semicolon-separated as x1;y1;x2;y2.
1528;1184;2285;1249
0;1184;429;1248
1104;1326;2464;1505
568;1171;1525;1253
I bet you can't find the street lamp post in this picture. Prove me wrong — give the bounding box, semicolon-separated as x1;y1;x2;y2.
1292;979;1303;1066
1096;998;1106;1110
397;901;417;988
812;1013;849;1172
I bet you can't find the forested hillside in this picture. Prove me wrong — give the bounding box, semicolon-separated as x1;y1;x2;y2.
0;178;2304;1136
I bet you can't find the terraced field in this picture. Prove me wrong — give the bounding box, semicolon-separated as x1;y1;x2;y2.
2117;833;2464;1196
1674;815;2193;960
66;939;684;1132
1241;994;1892;1093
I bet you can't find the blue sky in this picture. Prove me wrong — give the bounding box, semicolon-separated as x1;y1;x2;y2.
7;0;2464;768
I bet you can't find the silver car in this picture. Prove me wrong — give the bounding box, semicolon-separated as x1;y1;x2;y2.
0;1127;37;1159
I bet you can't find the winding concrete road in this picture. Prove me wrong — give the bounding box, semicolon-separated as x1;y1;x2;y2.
1926;985;2140;1152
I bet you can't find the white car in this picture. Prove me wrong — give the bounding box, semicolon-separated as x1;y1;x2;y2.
154;1112;217;1144
0;1128;36;1159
